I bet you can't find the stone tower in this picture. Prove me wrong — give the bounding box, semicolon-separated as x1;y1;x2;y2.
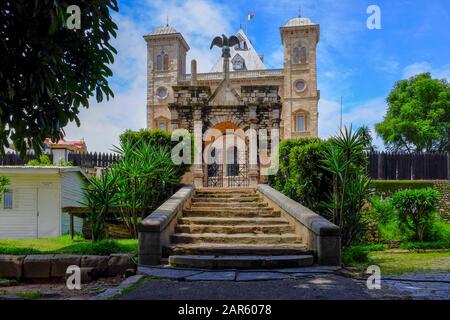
280;17;320;138
144;25;189;130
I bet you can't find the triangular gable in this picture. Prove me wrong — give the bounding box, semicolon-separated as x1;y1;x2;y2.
209;79;241;106
210;29;266;72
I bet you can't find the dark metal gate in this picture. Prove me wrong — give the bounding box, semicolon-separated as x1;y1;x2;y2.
204;163;249;188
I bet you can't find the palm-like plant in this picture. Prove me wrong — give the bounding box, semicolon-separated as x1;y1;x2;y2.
321;126;371;247
82;170;120;241
111;139;179;238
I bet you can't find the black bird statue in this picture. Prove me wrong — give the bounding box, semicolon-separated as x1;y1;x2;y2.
210;34;240;58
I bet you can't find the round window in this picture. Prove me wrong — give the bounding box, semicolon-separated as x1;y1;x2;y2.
295;80;306;91
156;87;168;99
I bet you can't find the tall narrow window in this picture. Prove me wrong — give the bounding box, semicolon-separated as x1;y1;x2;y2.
292;47;300;64
158;120;167;131
156;54;162;71
3;190;13;209
300;47;307;63
295;113;307;132
163;54;169;70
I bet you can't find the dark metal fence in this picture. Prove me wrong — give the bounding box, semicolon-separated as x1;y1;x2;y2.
68;152;120;168
366;152;449;180
0;152;52;165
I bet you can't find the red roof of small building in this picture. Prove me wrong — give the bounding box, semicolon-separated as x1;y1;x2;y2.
45;138;87;152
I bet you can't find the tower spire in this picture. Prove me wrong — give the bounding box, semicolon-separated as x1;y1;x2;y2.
166;15;169;27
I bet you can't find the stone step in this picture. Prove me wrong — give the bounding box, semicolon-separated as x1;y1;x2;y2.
191;201;268;208
178;217;290;226
192;196;262;202
163;243;311;257
164;243;311;257
196;188;256;194
168;254;314;269
175;224;295;234
183;209;281;218
170;233;301;244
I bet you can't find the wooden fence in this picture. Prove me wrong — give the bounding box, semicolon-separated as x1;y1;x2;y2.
366;152;449;180
0;152;52;165
68;152;121;168
1;151;449;180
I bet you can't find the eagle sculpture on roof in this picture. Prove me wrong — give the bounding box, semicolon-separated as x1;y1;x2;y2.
210;34;240;58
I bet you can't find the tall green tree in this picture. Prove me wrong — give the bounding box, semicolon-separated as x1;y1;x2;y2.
375;73;450;153
0;0;118;156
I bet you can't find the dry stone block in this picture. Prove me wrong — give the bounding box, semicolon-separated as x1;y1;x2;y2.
80;255;109;271
50;255;81;278
23;255;53;279
107;254;135;276
0;255;25;279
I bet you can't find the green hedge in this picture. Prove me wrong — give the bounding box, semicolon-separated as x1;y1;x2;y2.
370;180;434;197
269;138;331;213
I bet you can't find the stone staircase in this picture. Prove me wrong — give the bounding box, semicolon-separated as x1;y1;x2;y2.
164;188;314;269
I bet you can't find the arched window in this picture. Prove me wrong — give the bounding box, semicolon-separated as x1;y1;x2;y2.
294;112;307;132
163;54;169;70
156;54;162;71
300;47;307;63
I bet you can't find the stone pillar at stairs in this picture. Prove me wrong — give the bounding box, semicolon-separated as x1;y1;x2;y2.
193;106;204;188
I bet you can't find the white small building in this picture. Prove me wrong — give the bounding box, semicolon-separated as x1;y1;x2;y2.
0;166;88;239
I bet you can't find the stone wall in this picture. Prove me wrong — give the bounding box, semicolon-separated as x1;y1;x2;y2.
432;180;450;220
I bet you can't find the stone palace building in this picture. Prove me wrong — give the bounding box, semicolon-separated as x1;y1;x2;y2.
144;16;320;188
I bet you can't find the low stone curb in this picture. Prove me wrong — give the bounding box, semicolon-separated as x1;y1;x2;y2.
0;254;136;280
89;275;144;300
138;265;341;282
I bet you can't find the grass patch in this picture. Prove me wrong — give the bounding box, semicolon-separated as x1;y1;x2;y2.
0;236;137;255
349;251;450;275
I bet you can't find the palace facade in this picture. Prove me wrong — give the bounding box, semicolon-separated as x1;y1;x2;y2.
144;16;320;187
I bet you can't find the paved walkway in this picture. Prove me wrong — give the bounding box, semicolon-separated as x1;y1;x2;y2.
111;266;448;300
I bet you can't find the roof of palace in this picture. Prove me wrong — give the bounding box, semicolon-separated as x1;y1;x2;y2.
283;17;316;27
148;24;178;36
210;29;266;73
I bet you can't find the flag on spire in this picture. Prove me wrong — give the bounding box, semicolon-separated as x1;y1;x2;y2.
247;13;255;21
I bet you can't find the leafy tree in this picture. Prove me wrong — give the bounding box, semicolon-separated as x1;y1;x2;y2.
0;0;118;156
391;188;441;242
375;73;450;153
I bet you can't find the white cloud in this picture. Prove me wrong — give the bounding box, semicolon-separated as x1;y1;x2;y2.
402;62;450;80
65;0;235;152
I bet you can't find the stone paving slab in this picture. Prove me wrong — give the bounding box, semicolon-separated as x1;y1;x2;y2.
236;271;290;281
185;271;236;281
138;266;203;279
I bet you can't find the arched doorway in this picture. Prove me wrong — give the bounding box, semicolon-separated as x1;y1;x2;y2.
203;121;249;187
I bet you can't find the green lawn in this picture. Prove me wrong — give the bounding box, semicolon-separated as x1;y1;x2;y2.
0;236;138;256
354;250;450;275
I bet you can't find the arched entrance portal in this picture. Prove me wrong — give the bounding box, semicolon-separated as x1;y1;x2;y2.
203;121;249;188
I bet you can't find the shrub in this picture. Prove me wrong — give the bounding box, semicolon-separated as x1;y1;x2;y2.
0;176;9;195
391;188;441;241
399;240;450;250
370;180;434;198
270;137;321;192
286;141;332;212
342;246;370;265
27;154;52;166
369;196;396;225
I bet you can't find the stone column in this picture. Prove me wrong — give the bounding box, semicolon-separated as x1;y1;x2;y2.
269;105;281;177
193;105;204;188
248;105;259;187
191;59;197;86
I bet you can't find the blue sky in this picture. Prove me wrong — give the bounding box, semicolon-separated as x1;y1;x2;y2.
65;0;450;152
